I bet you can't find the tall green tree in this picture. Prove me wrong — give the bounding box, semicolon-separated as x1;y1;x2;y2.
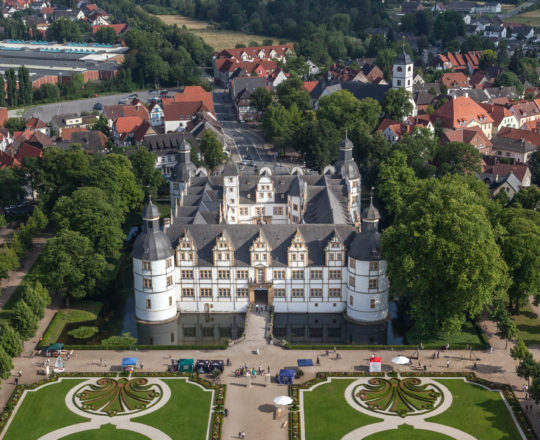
21;283;47;319
276;77;311;111
129;147;164;199
6;68;18;107
17;66;31;106
199;131;227;171
0;347;13;379
293;119;340;171
39;230;107;302
381;175;509;335
0;321;22;357
251;87;273;113
432;141;482;176
94;26;117;44
0;73;5;108
51;186;125;258
528;148;540;185
394;127;438;178
10;300;38;339
0;168;25;206
383;88;413;121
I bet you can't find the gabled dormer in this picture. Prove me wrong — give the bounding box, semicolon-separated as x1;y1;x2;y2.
325;231;345;266
177;229;197;265
250;229;272;266
288;228;308;267
213;230;234;265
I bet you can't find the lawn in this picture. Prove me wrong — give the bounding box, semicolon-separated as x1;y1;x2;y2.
406;321;482;347
154;14;285;51
61;424;150;440
427;379;522;440
303;379;380;440
4;379;88;440
132;379;213;439
42;300;103;346
513;305;540;347
364;424;454;439
509;10;540;26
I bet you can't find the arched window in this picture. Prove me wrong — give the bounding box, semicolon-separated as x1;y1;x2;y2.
397;66;403;72
408;66;412;71
397;80;401;86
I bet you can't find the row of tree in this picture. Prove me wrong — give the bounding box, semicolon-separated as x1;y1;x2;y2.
0;66;32;108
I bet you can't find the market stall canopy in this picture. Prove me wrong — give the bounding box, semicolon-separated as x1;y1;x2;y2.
122;357;138;367
277;369;295;384
178;358;194;372
297;359;313;367
47;343;64;351
274;395;293;406
369;355;382;372
391;356;410;365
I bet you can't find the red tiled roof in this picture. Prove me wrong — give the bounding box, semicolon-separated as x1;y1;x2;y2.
114;116;144;134
61;127;88;141
480;103;515;127
510;101;540;117
303;81;318;93
162;102;206;121
217;44;295;61
25;117;47;130
432;96;494;129
442;126;492;148
498;127;540;146
0;151;20;169
483;162;530;183
133;120;152;142
162;86;215;114
440;72;470;88
92;24;127;35
15;142;42;161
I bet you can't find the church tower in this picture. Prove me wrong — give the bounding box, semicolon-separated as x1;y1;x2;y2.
392;49;414;93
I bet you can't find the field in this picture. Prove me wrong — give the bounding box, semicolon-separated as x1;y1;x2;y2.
155;14;283;51
3;377;213;440
508;9;540;26
301;376;523;440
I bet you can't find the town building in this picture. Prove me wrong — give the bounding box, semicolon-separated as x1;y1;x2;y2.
132;136;389;324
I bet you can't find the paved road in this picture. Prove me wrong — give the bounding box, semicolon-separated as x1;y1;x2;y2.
499;1;534;19
9;90;157;123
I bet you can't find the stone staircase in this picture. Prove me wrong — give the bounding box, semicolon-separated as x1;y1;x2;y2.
244;306;269;342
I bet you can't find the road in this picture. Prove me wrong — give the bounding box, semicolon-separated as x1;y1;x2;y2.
499;1;534;18
8;90;155;123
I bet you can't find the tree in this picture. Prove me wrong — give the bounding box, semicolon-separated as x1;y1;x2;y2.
513;186;540;210
499;208;540;314
89;154;144;215
0;347;13;380
498;41;510;69
495;72;524;96
101;332;137;347
511;339;529;361
381;175;509;335
46;18;83;43
528;148;540;185
375;49;397;80
0;168;25;206
0;321;22;357
434;11;465;43
251;87;273;113
394;127;438;178
199;131;227;171
317;91;381;132
383;88;413;121
432;141;482;176
129;147;164;199
52;186;125;257
10;300;38;339
376;150;417;216
90;113;110;136
276;77;311;111
94;26;117;44
479;50;497;70
6;69;18;107
17;66;32;106
0;246;18;280
39;230;107;302
496;314;518;349
358;98;383;132
0;73;5;107
293;119;340;170
36;83;60;103
20;283;47;319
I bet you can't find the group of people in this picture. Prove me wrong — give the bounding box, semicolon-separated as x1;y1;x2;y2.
233;364;270;377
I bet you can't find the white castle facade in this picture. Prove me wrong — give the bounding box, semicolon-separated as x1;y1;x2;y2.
132;135;389;324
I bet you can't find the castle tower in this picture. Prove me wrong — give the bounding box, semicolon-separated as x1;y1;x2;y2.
170;134;197;215
333;133;361;221
346;197;389;323
132;198;177;322
222;159;239;224
392;48;414;93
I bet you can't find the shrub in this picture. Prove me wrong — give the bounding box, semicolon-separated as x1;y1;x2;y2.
101;332;137;347
68;326;98;339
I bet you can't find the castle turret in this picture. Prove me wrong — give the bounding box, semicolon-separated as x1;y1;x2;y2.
345;197;388;323
170;134;197;215
392;49;417;116
333;133;361;221
132;198;177;322
222;159;239;224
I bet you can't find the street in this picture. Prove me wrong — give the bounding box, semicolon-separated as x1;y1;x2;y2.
9;90;155;123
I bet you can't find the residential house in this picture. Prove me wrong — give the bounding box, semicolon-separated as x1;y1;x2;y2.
476;2;501;13
113;116;145;146
53;8;84;20
25;117;49;136
215;44;295;64
470;16;492;32
478;170;522;199
448;1;477;13
508;100;540;127
470;68;500;89
377;116;433;144
60;127;88;142
491;136;537;163
306;60;319;76
431;95;494;139
441;127;492;154
0;151;20;169
15;142;42;162
142;132;199;176
480;103;519;135
229;76;267;121
482;161;531;187
163;101;208;132
91;23;127;36
213;58;277;86
430;51;482;73
103;103;149;128
484;25;506;39
0;127;13;152
148;101;164;127
506;23;535;40
440;72;470;90
162;86;215;114
432;2;446;13
310;80;390;109
448;88;490;103
497;126;540;146
268;68;289;90
485;86;519;101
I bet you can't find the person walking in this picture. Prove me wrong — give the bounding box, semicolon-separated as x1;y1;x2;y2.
316;356;320;366
17;370;22;377
267;365;270;374
140;361;144;369
446;360;450;368
14;377;18;386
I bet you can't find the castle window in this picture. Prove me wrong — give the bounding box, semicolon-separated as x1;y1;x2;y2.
349;296;353;306
200;270;212;279
310;270;322;280
166;258;172;268
274;270;285;279
182;288;194;297
143;278;152;289
181;270;193;279
299;254;304;261
292;288;304;298
329;288;341;298
228;187;233;192
408;66;412;71
293;204;299;211
370;298;376;308
200;288;213;297
369;279;379;290
169;296;173;306
240;207;249;216
369;261;379;271
142;261;151;271
349;275;355;287
218;288;231;297
352;181;358;188
352;195;358;204
228;177;233;183
256;207;263;216
329;253;335;260
329;270;341;280
146;299;151;309
167;275;173;286
273;206;283;215
397;80;401;86
218;270;230;279
237;288;248;297
274;288;285;297
349;258;355;268
236;270;248;279
397;66;403;72
310;288;322;297
292;270;304;280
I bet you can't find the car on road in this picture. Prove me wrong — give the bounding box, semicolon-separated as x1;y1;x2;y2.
93;102;103;111
150;90;158;95
241;159;247;166
118;98;129;104
249;160;256;166
160;90;169;96
128;93;138;99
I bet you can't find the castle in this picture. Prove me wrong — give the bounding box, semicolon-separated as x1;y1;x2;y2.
132;135;389;324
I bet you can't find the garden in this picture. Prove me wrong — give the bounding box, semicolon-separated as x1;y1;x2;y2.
297;373;530;440
1;374;218;440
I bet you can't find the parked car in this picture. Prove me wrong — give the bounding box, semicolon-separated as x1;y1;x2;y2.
118;98;128;105
128;93;138;99
93;102;103;110
160;90;169;96
149;89;158;95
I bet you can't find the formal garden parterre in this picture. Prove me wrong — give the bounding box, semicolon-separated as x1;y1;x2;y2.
0;372;223;440
291;372;536;440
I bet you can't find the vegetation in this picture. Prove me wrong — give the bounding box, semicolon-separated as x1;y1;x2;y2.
364;425;453;440
61;425;149;440
198;131;227;170
101;332;137;347
67;326;99;339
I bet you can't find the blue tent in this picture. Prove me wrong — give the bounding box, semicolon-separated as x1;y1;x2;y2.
122;357;138;371
278;369;295;384
297;359;313;367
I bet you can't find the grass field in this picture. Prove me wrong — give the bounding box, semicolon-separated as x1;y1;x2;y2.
61;424;149;440
508;9;540;26
364;424;454;439
154;14;282;51
514;304;540;346
405;321;482;347
302;377;522;440
4;379;88;440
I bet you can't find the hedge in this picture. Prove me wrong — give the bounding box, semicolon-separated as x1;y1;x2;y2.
59;343;229;351
283;343;487;350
